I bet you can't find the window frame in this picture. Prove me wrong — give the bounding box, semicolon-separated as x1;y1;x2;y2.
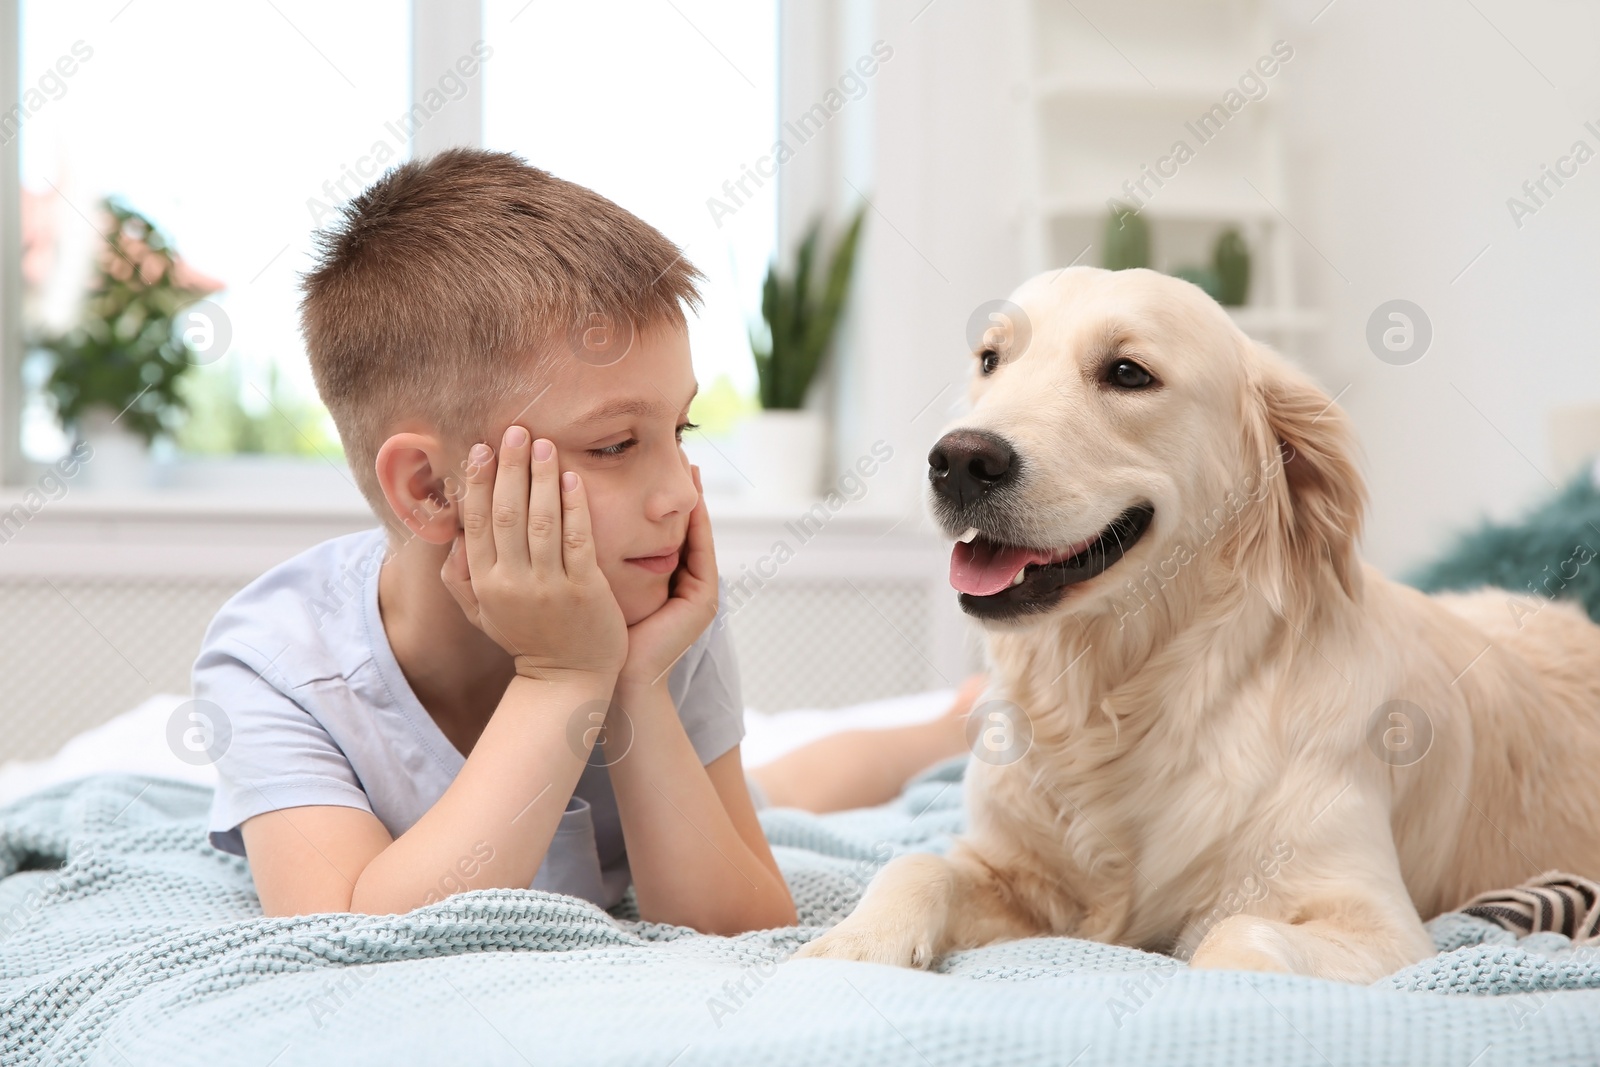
0;0;811;498
0;0;484;492
1;0;21;487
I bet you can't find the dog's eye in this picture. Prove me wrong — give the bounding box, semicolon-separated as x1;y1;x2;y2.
979;349;1000;376
1106;358;1153;390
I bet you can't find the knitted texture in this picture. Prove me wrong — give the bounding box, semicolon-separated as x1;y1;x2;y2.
3;760;1599;1066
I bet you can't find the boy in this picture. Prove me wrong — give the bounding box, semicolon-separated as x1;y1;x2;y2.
196;148;796;935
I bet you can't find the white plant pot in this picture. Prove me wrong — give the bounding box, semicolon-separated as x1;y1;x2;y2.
736;409;827;504
74;406;150;491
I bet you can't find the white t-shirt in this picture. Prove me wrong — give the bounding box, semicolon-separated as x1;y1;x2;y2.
195;527;748;911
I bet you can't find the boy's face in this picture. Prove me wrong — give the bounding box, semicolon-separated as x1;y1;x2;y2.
478;321;702;627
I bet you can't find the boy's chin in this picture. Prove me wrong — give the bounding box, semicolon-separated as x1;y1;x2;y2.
616;578;672;627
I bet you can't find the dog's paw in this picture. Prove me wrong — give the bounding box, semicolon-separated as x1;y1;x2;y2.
1187;914;1298;974
1188;941;1295;974
791;919;937;969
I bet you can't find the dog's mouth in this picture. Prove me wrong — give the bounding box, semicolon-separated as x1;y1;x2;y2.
948;503;1155;618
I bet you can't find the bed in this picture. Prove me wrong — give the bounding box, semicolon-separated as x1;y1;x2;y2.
3;690;1600;1066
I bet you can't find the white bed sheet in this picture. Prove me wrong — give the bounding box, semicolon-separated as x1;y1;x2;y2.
0;688;960;809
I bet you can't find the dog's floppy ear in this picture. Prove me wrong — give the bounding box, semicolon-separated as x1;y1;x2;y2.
1239;347;1368;608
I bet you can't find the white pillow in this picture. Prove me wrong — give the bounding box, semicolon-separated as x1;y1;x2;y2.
0;688;962;808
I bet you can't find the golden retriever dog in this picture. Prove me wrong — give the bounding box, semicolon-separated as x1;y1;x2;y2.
793;266;1600;983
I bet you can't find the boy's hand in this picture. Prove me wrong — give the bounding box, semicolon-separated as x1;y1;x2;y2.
442;426;628;683
617;464;718;692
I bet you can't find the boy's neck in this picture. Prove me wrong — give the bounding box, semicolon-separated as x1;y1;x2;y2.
375;529;516;755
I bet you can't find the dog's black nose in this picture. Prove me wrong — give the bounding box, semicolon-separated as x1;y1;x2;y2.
929;430;1017;505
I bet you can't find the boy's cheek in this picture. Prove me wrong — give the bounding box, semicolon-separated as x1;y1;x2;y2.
595;556;628;587
617;588;670;628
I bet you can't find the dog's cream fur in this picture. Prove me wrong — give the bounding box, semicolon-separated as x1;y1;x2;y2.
793;266;1600;982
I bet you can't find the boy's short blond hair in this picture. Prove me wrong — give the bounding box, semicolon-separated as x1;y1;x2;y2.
300;148;703;522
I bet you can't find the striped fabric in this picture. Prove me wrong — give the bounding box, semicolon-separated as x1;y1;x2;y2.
1459;870;1600;943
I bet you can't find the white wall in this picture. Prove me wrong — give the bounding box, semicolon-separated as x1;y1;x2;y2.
781;0;1031;531
1285;0;1600;575
807;0;1600;578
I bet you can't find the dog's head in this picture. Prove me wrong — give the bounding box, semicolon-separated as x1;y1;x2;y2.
930;266;1366;629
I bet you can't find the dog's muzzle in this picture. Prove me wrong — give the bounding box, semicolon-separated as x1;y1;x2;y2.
928;429;1017;509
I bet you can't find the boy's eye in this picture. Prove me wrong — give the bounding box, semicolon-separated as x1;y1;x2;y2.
588;438;636;458
585;421;699;459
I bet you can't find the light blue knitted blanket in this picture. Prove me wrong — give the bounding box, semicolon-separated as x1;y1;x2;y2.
3;759;1599;1066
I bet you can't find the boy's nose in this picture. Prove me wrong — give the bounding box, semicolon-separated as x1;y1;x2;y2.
647;457;699;520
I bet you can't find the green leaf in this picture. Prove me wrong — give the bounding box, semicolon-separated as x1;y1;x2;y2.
798;205;866;405
750;205;867;410
35;196;215;445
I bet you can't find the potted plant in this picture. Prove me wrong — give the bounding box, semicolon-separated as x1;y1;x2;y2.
1102;201;1149;271
34;197;221;488
1167;226;1252;306
741;205;866;502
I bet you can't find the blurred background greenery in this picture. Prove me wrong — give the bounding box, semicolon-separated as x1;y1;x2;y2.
175;363;755;460
172;359;345;458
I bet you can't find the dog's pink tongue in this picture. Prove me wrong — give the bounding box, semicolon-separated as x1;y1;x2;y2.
950;540;1050;596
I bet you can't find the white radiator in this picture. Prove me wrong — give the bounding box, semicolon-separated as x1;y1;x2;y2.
0;490;983;762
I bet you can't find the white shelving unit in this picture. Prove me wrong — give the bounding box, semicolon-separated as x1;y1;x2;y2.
1020;0;1320;357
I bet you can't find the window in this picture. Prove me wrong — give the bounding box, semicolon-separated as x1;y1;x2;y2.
483;0;778;425
8;0;778;483
16;0;409;469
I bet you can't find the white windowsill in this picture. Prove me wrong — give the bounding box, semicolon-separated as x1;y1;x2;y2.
0;451;947;580
4;451;926;527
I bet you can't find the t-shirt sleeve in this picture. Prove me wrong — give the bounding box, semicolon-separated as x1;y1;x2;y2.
196;640;374;857
676;579;747;766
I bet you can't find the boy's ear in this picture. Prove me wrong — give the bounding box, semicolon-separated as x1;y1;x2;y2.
374;432;461;545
